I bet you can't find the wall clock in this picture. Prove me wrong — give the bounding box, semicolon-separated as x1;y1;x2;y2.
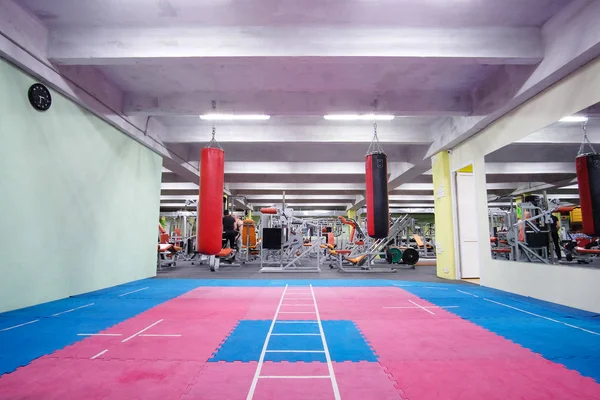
28;83;52;111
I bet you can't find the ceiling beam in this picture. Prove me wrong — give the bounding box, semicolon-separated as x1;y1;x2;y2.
161;122;435;144
388;162;432;190
220;162;393;175
517;124;600;144
125;90;471;117
253;202;351;208
242;194;355;201
426;162;575;175
229;183;365;191
424;0;600;157
485;162;575;175
49;27;542;64
162;182;198;191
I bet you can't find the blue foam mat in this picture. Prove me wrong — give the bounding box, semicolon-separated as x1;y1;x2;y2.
209;320;376;363
1;277;599;381
400;285;600;382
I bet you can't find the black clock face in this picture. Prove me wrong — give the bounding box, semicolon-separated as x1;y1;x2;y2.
28;83;52;111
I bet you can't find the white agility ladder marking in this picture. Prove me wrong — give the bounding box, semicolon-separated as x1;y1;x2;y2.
246;285;341;400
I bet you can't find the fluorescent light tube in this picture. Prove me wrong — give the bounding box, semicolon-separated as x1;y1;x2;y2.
559;116;588;123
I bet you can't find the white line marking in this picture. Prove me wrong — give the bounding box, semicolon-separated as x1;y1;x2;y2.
118;287;149;297
423;287;448;290
408;299;435;315
138;334;182;337
259;376;331;379
271;333;320;336
247;285;289;400
78;333;122;336
90;349;108;359
266;350;325;353
279;311;316;314
484;299;600;336
121;319;163;343
310;284;341;400
393;284;413;287
52;303;94;316
275;321;317;324
0;319;39;332
281;298;313;300
457;289;479;297
383;306;459;309
281;304;314;306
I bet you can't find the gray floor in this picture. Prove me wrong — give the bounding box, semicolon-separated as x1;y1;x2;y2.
157;260;465;283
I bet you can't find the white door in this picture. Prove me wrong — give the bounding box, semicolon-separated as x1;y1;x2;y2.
456;172;480;278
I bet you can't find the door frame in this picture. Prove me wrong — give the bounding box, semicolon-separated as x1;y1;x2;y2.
451;161;477;280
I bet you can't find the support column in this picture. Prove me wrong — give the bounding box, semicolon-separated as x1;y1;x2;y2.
432;151;457;279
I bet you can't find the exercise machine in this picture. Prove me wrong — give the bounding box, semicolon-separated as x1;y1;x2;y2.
334;215;419;272
258;207;324;273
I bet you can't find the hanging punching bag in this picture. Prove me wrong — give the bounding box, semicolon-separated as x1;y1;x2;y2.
197;147;225;255
366;152;389;239
576;153;600;235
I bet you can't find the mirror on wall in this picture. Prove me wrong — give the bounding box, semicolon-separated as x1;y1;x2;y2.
484;102;600;267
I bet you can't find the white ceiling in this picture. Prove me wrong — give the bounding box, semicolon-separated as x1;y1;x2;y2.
6;0;598;213
20;0;568;28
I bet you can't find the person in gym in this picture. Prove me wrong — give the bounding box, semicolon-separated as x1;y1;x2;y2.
222;210;237;250
234;213;243;251
549;215;562;261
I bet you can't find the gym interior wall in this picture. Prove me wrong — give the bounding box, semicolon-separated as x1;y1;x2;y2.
449;55;600;313
0;58;162;313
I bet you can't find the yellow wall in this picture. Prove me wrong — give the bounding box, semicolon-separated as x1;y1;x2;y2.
457;165;473;173
432;151;456;279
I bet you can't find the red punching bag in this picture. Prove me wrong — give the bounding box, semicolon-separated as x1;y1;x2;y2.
365;150;389;239
197;147;225;255
576;153;600;235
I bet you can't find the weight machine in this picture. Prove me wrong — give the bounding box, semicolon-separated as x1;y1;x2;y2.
335;215;419;273
258;207;324;273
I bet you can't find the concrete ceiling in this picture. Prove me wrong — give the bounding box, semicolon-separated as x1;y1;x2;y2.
485;112;600;207
4;0;600;214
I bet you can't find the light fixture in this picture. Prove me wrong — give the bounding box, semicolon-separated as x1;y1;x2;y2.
199;114;270;121
559;115;588;123
323;114;395;121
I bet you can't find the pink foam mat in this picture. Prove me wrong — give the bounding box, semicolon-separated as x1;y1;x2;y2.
180;361;258;400
179;287;284;300
252;377;336;399
334;362;405;400
358;318;542;362
141;298;250;320
181;361;406;400
47;318;237;362
314;287;460;321
0;358;203;400
385;358;600;400
260;361;330;376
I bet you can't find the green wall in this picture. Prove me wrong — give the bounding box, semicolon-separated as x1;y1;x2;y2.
0;59;162;313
